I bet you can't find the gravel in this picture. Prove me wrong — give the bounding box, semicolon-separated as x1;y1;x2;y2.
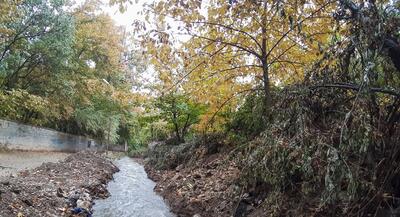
0;151;119;217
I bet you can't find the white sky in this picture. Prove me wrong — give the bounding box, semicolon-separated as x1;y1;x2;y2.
73;0;149;32
101;0;148;31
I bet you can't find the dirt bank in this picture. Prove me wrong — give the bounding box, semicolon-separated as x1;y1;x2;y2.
145;151;242;217
0;151;70;177
0;152;119;217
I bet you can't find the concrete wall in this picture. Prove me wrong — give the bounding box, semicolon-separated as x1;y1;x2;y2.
0;119;100;152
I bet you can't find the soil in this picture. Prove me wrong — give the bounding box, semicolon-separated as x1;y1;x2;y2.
0;151;70;177
0;151;119;217
145;153;242;217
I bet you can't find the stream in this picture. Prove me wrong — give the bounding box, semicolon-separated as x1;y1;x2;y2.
92;157;175;217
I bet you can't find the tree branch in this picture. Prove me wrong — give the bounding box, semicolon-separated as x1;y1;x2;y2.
194;21;263;51
310;83;400;97
191;34;262;59
268;43;297;67
195;64;262;83
265;0;334;59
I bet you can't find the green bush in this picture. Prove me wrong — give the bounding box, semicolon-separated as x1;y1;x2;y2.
225;93;265;138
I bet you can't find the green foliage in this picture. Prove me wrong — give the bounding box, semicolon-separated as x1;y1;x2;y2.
225;93;265;138
126;111;169;150
232;4;400;210
156;92;206;143
0;89;59;125
1;0;399;215
0;0;137;145
74;107;121;143
128;145;147;158
236;4;400;214
0;0;74;90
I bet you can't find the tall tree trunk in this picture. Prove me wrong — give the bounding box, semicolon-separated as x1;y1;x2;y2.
262;60;271;118
261;0;271;121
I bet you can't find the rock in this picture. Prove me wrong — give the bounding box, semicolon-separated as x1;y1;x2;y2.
77;199;91;210
175;164;184;172
1;181;9;186
11;187;21;194
193;173;201;179
0;151;118;217
22;199;33;206
56;187;66;198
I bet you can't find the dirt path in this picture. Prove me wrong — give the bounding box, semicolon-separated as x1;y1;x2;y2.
0;151;70;177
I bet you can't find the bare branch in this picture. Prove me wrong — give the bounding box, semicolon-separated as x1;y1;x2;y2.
191;34;262;59
194;21;262;51
268;43;297;66
194;64;262;83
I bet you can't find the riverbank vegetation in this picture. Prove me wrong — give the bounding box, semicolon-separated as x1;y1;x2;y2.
1;0;400;216
0;0;142;145
140;0;400;216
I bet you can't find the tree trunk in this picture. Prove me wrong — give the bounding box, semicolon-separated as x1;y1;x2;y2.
261;0;271;121
181;114;190;141
262;61;271;118
172;112;182;142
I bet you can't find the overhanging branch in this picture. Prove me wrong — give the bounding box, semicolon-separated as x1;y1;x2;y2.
310;83;400;97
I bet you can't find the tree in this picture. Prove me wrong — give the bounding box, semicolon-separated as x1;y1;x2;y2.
56;0;138;143
0;0;137;144
0;0;20;41
140;0;336;121
0;0;74;91
156;93;205;143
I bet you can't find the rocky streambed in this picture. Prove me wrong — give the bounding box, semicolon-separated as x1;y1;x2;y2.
0;151;119;217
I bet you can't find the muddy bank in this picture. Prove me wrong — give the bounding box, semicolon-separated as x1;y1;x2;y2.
145;151;242;217
0;151;70;177
0;152;119;217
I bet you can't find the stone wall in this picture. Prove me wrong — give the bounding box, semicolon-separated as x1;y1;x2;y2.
0;119;100;152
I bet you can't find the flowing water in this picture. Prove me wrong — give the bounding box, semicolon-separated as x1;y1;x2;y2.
93;157;175;217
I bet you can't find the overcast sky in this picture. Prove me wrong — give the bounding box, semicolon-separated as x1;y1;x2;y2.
73;0;148;32
102;0;147;31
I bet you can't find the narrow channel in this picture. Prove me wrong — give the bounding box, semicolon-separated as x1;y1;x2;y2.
92;157;175;217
